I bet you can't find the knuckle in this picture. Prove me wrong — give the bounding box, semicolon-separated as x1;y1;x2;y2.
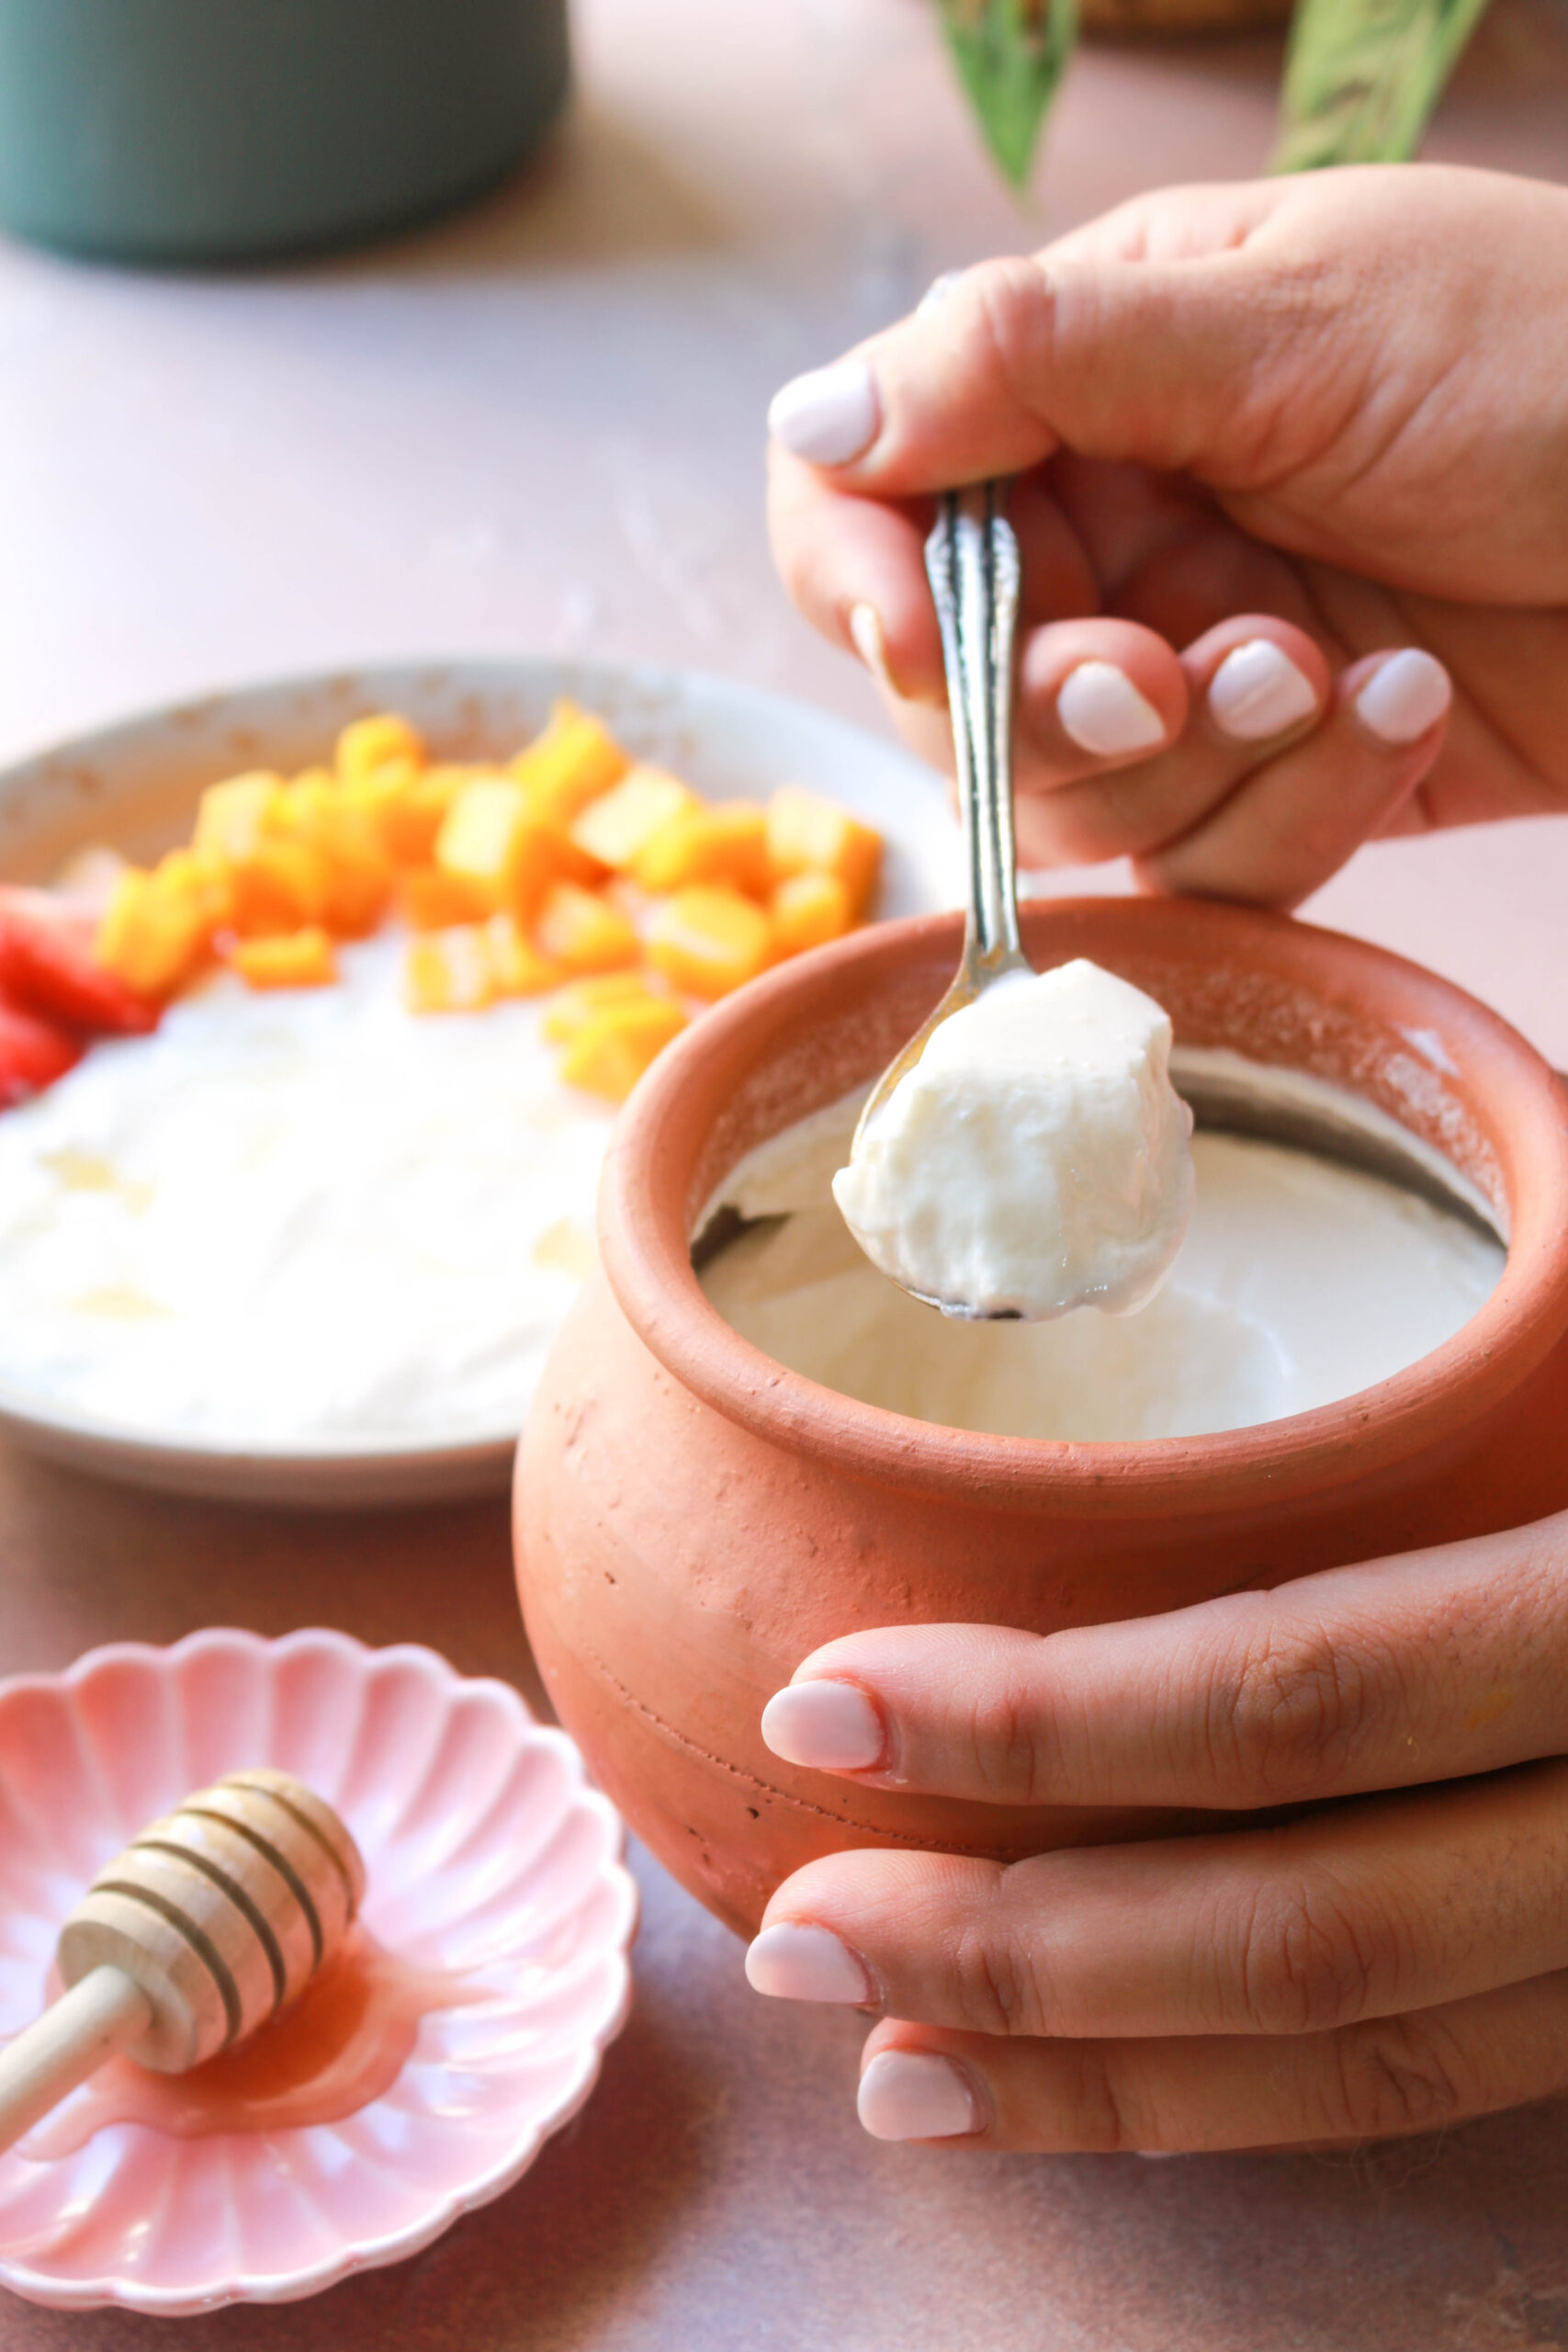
1325;2013;1469;2143
1235;1875;1382;2035
1218;1613;1384;1802
949;1877;1053;2037
970;1683;1048;1805
964;256;1054;415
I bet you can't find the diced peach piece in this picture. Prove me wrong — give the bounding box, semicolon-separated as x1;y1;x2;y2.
229;927;337;991
570;765;698;870
534;881;640;976
395;867;488;932
152;849;233;932
508;702;630;827
335;712;426;782
404;926;495;1014
633;801;771;897
379;763;474;864
558;998;689;1103
485;914;564;996
770;870;854;956
765;786;882;914
434;779;600;916
225;836;335;937
268;778;392;937
95;865;217;998
541;970;666;1044
191;772;287;865
645;885;773;1000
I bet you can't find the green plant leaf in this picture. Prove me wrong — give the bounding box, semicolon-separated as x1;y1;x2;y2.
1273;0;1492;167
938;0;1077;187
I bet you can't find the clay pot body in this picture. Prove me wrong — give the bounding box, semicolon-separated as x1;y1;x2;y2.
516;900;1568;1938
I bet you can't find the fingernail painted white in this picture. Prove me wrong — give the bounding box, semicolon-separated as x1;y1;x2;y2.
767;359;879;466
1056;662;1166;758
1355;650;1452;745
761;1679;885;1771
746;1924;872;2004
1208;640;1318;741
858;2052;980;2142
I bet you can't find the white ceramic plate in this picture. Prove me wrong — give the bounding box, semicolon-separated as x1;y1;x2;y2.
0;658;960;1506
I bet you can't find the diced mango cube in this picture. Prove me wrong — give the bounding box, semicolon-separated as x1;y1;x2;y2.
152;848;233;932
95;864;218;998
395;867;488;932
192;772;287;865
404;926;495;1014
508;702;630;827
634;801;771;897
534;881;641;976
645;885;773;1000
358;762;472;865
570;765;699;870
485;914;564;996
225;836;335;936
435;778;600;916
335;712;426;782
541;971;667;1044
770;870;854;957
268;778;392;937
229;926;337;991
765;786;882;914
558;998;689;1103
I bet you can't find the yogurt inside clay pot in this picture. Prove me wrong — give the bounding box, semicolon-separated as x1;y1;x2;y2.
516;900;1568;1938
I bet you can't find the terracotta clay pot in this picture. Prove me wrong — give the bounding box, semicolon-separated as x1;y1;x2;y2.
515;899;1568;1939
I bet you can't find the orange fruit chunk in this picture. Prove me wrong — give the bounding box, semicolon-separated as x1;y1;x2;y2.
765;786;882;914
534;881;641;976
229;927;337;991
404;926;495;1014
435;779;600;917
770;870;853;956
335;712;426;782
645;885;773;1000
508;702;630;828
570;766;697;871
558;997;688;1102
485;914;564;997
633;801;771;897
542;971;667;1044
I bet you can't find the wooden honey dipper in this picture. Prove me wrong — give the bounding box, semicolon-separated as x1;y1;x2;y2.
0;1766;366;2154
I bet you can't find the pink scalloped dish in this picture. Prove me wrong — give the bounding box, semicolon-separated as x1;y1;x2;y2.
0;1627;637;2314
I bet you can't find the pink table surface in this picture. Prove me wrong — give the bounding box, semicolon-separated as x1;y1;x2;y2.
2;1;1568;2345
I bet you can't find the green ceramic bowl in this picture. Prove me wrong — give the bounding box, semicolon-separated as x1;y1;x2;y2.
0;0;570;265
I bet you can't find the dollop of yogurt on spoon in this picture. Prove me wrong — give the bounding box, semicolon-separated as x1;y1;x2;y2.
831;957;1195;1320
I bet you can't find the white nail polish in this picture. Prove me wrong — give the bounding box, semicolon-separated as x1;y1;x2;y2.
746;1923;872;2005
1354;650;1451;746
917;270;965;316
768;359;879;466
1207;640;1318;742
761;1679;885;1771
858;2051;980;2142
849;602;894;692
1056;662;1166;758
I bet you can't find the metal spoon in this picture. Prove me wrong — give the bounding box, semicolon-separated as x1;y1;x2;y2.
850;481;1030;1320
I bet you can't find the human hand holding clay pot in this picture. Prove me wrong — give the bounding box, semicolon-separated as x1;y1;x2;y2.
750;1510;1568;2152
766;164;1568;908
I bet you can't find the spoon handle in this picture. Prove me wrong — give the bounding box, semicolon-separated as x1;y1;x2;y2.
926;484;1026;975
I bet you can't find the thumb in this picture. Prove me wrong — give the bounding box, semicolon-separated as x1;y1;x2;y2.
767;194;1313;496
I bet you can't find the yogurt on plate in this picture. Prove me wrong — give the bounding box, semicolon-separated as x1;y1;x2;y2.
0;931;613;1446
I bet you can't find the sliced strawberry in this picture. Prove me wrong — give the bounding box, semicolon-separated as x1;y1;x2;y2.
0;988;83;1106
0;887;159;1035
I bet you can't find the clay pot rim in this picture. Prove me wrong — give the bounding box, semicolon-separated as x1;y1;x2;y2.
599;899;1568;1516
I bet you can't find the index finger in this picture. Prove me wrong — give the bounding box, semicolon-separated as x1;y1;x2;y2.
759;1510;1568;1811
